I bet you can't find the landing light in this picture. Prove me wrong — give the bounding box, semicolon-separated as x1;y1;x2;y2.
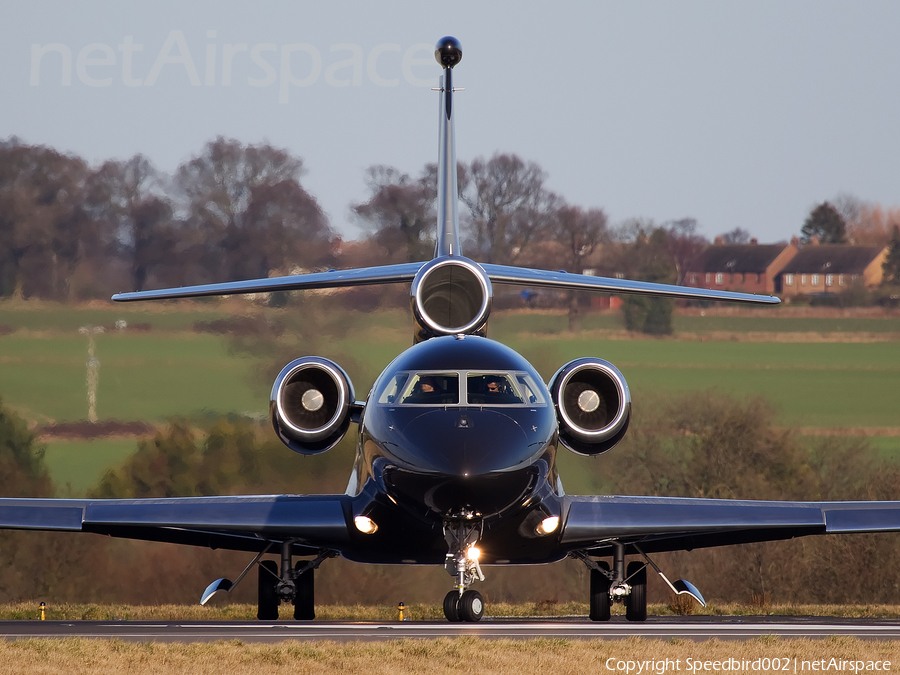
466;545;481;561
354;515;378;534
536;516;560;535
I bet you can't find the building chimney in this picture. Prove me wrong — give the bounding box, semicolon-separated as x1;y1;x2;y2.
714;235;724;245
810;235;820;246
790;235;799;248
750;238;758;245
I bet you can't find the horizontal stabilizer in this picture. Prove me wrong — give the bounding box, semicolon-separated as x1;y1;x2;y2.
481;263;780;305
112;262;426;302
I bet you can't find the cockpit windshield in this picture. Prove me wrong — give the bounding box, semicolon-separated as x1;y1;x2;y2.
375;370;546;406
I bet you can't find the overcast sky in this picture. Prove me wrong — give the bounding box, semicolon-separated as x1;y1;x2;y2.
2;1;898;244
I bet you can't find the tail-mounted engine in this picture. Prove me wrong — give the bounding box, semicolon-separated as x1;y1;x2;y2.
549;358;631;456
270;357;355;454
410;256;492;343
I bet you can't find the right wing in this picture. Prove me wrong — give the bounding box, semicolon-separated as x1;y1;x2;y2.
0;494;353;554
560;495;900;555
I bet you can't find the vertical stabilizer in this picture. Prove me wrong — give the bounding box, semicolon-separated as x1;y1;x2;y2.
434;36;463;258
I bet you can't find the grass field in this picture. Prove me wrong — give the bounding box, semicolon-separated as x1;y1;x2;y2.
7;601;900;621
43;439;137;496
1;332;267;424
3;301;900;493
2;636;896;675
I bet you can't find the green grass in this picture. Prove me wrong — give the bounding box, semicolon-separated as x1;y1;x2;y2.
489;310;900;337
3;304;900;431
43;439;138;497
0;300;232;332
674;314;900;334
0;332;266;424
867;436;900;459
509;339;900;429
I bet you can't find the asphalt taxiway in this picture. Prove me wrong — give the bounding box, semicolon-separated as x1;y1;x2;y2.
3;616;900;642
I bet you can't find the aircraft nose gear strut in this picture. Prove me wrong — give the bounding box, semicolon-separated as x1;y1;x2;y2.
442;509;486;622
571;543;705;622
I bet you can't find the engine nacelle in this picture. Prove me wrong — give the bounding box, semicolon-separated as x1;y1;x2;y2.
410;256;492;342
270;357;355;454
548;358;631;456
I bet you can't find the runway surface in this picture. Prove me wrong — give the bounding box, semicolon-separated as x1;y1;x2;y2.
3;616;900;642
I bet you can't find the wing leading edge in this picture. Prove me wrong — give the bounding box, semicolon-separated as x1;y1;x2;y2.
113;260;779;305
0;494;353;554
560;495;900;555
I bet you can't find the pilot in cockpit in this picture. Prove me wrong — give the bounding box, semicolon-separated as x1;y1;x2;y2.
415;376;437;395
484;376;507;395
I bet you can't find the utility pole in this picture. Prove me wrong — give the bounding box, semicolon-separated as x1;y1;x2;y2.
78;326;104;423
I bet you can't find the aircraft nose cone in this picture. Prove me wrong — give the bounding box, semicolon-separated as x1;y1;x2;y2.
400;409;530;476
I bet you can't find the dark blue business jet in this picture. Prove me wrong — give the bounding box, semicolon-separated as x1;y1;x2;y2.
3;37;899;623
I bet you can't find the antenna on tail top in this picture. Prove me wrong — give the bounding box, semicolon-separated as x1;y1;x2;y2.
434;37;463;259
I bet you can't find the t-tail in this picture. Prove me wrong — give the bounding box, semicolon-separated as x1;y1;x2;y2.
434;36;463;258
112;36;779;313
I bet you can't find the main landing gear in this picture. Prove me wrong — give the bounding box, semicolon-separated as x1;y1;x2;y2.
199;541;334;621
258;544;335;620
442;509;486;622
573;543;705;622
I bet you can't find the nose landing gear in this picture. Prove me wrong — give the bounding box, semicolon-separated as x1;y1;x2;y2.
442;509;486;622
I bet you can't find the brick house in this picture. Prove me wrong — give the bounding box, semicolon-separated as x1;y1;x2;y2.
684;242;798;295
777;245;888;297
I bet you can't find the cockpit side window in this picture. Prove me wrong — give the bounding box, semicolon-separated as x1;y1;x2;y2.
376;372;410;405
514;373;546;405
399;372;460;405
467;373;526;405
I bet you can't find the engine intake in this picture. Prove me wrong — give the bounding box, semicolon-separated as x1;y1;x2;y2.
549;358;631;456
270;357;355;454
410;257;492;342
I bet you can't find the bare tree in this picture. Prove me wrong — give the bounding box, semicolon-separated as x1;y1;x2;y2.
663;218;708;284
718;227;752;244
176;137;332;282
352;165;436;263
460;153;554;265
547;205;608;330
0;140;102;300
91;155;171;291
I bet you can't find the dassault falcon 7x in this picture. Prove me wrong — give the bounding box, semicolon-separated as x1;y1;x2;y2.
3;37;900;623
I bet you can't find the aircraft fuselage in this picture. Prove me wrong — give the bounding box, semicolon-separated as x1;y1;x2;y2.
342;335;567;565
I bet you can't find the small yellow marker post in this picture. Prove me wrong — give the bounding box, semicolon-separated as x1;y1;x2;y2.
40;602;46;621
397;602;405;621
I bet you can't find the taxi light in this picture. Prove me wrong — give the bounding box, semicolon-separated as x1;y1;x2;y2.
537;516;560;535
354;515;378;534
466;545;481;561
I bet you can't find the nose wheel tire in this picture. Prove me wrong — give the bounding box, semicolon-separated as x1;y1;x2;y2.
443;589;484;622
625;561;647;622
443;590;462;622
459;590;485;622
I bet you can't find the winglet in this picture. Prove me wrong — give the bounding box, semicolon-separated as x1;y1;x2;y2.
434;36;463;258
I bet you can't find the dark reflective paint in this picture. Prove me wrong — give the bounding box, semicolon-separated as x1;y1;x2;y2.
355;336;559;518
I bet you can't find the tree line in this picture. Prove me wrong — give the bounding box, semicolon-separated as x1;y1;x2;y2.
3;136;899;325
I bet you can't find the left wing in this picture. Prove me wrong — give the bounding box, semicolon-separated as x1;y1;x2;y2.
0;494;353;554
560;495;900;555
